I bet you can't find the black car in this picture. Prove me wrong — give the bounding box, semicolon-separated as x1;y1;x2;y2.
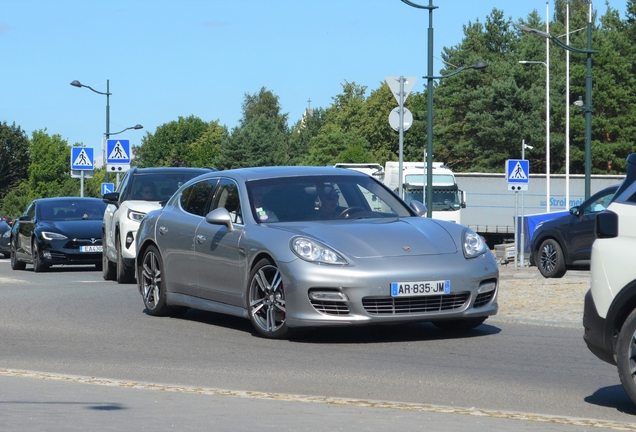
0;220;11;258
530;185;619;278
11;197;107;272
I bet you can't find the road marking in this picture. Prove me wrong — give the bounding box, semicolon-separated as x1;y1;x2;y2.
2;368;634;430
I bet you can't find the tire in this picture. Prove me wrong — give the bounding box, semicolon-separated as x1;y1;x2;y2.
139;245;182;316
10;240;26;270
102;239;116;281
248;258;289;339
431;317;487;331
537;239;567;278
116;235;135;284
616;308;636;406
32;240;48;273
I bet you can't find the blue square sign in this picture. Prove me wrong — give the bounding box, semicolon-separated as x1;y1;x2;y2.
106;139;131;164
506;159;529;191
71;147;94;170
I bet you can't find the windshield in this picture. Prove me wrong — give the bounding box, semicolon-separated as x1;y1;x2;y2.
404;173;455;186
247;175;413;222
130;172;207;202
38;199;107;221
403;187;461;210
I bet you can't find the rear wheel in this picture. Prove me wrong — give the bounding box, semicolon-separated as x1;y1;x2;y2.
116;235;135;284
616;309;636;406
537;239;567;278
10;240;25;270
431;317;487;331
248;258;289;339
102;239;116;280
139;245;185;316
32;240;48;273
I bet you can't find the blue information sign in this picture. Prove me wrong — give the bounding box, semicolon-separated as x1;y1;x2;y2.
71;147;94;171
106;139;131;165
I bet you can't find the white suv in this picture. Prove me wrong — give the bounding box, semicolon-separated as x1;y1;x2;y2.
584;152;636;405
102;167;213;283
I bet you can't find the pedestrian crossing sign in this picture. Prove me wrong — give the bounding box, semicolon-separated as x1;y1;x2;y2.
506;159;529;191
71;147;94;170
106;139;131;164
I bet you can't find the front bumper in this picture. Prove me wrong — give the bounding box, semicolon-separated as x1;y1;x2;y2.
583;288;615;365
282;252;499;328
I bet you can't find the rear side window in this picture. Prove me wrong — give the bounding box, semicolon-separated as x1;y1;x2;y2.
181;178;218;216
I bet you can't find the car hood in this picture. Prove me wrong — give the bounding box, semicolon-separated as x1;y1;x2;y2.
38;220;103;238
269;218;457;258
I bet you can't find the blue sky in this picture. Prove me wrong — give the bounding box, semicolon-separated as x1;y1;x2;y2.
0;0;628;165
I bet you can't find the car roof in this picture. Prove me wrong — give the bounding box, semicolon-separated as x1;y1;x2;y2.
34;197;105;203
131;167;214;175
193;166;365;182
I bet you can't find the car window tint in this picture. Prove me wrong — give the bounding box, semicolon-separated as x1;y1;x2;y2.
182;178;218;216
211;179;243;224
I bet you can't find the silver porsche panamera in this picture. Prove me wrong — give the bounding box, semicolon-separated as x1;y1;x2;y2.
135;166;498;339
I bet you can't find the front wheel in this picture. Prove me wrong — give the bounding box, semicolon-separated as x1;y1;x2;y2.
248;258;289;339
32;240;48;273
537;239;567;278
116;235;135;284
617;309;636;407
10;240;26;270
102;239;116;280
431;317;487;331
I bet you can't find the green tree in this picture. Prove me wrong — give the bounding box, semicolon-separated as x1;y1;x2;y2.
0;121;30;207
135;115;209;167
28;130;76;198
217;87;289;169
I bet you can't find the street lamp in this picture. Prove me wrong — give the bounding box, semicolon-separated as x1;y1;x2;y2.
518;1;597;199
71;79;112;180
519;60;550;212
401;0;488;216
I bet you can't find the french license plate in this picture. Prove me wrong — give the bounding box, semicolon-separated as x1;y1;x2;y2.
80;245;103;253
391;280;450;297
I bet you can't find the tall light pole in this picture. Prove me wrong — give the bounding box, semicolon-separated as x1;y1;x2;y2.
518;1;597;200
71;79;112;181
401;0;488;216
519;60;550;212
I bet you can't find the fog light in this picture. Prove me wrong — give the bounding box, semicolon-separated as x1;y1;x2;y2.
42;251;52;259
125;232;134;249
309;291;349;301
478;281;496;294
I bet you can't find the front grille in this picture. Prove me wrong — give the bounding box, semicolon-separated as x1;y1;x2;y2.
310;300;350;315
362;292;470;315
474;290;495;308
65;238;102;248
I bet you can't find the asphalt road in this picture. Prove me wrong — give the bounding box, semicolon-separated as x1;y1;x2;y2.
1;259;635;431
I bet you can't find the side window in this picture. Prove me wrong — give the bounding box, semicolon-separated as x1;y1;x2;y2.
211;179;243;224
117;172;131;203
588;191;616;214
27;204;36;220
181;178;218;216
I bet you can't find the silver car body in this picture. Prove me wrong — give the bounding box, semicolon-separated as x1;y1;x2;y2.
136;166;498;337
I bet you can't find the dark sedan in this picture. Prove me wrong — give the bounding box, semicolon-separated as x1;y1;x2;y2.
0;220;11;258
530;184;619;278
11;197;107;272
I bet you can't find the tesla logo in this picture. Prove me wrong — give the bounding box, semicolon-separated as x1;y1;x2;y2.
403;246;411;252
90;238;98;244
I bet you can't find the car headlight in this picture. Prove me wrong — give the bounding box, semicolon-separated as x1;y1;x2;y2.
1;230;10;238
462;228;488;259
290;237;347;265
41;231;68;240
128;209;146;222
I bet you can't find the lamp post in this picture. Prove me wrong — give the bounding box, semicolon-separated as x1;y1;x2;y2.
519;60;550;211
71;79;112;180
518;1;597;199
401;0;488;216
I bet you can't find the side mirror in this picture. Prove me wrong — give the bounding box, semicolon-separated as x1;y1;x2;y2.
569;206;580;216
103;192;120;208
205;207;234;232
595;210;618;239
409;200;428;217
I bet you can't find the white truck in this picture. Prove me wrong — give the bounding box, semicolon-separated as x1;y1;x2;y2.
383;161;465;224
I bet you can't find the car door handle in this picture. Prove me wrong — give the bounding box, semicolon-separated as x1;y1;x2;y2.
196;234;206;243
158;226;168;235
